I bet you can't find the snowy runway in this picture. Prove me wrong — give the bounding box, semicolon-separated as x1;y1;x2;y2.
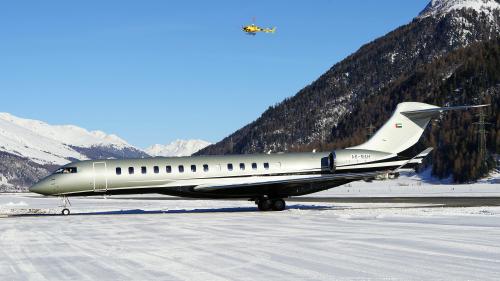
1;193;500;280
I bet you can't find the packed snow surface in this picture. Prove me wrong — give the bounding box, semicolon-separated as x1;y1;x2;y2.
419;0;500;18
1;192;500;280
145;139;211;157
316;170;500;197
0;112;135;164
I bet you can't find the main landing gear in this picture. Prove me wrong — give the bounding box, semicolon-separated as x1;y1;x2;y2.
60;196;71;216
255;197;286;211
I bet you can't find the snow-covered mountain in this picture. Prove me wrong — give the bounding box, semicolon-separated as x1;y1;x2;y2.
0;113;146;165
145;139;211;157
419;0;500;19
0;113;137;165
0;112;149;191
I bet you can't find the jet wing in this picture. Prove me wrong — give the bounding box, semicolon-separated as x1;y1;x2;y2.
193;171;387;192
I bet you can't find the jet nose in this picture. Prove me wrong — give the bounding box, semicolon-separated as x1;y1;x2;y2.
29;179;53;195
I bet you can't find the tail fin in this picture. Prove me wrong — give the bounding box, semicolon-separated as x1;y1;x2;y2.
349;102;488;154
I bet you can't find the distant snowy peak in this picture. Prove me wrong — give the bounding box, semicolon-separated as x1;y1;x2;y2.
419;0;500;18
0;113;130;148
0;112;142;165
146;139;211;157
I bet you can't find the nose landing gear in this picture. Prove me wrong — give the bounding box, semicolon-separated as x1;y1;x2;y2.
60;196;71;216
255;197;286;211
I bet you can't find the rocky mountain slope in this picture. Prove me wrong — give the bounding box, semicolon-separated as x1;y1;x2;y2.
197;0;500;182
145;139;211;157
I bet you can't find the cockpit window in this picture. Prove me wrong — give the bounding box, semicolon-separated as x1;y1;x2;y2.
54;167;77;174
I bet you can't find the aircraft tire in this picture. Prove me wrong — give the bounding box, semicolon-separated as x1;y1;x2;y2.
61;208;71;216
271;199;286;211
258;199;272;211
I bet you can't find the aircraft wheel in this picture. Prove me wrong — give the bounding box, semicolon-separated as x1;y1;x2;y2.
257;199;272;211
271;199;286;211
61;208;71;216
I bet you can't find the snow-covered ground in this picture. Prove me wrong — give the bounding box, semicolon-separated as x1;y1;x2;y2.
315;170;500;197
1;192;500;280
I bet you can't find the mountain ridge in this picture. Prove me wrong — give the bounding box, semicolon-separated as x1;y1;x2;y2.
419;0;500;19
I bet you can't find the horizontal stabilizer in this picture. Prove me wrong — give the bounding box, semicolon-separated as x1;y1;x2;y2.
401;104;489;119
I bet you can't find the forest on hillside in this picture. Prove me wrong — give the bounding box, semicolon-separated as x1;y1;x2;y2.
306;38;499;182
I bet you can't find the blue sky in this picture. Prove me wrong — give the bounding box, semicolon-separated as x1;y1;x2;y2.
0;0;429;148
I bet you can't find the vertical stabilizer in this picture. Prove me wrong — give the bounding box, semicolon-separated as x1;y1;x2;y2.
348;102;488;154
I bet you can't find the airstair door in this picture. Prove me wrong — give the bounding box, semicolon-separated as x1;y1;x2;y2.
93;162;108;192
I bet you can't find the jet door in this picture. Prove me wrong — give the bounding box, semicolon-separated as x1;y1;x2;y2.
93;162;108;192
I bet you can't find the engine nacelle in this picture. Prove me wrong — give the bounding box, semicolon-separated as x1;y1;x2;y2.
328;149;396;174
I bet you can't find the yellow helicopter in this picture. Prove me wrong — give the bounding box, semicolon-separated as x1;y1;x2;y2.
242;18;276;35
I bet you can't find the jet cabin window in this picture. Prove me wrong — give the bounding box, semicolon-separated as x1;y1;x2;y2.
191;165;196;172
240;163;245;171
178;165;184;173
264;163;269;170
203;164;209;172
154;166;159;174
227;163;233;171
252;163;257;170
166;166;172;173
54;167;77;174
141;166;147;174
116;167;122;175
129;167;134;174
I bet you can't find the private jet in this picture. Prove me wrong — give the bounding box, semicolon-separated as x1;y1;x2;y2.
30;102;487;215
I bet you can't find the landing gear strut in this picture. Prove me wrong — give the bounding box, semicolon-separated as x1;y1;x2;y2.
60;196;71;216
256;198;286;211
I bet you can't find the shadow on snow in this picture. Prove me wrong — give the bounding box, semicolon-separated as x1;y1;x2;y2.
6;204;338;217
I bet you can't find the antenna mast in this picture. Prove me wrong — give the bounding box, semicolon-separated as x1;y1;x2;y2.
473;107;490;161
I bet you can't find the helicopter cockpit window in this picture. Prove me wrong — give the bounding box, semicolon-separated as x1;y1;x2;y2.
54;167;77;174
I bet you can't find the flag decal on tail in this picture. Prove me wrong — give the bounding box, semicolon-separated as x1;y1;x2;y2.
395;123;402;128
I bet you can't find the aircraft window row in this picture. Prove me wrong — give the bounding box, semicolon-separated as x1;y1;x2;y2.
115;162;271;175
231;162;265;171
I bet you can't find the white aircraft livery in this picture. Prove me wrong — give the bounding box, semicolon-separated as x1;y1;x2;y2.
30;102;487;215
